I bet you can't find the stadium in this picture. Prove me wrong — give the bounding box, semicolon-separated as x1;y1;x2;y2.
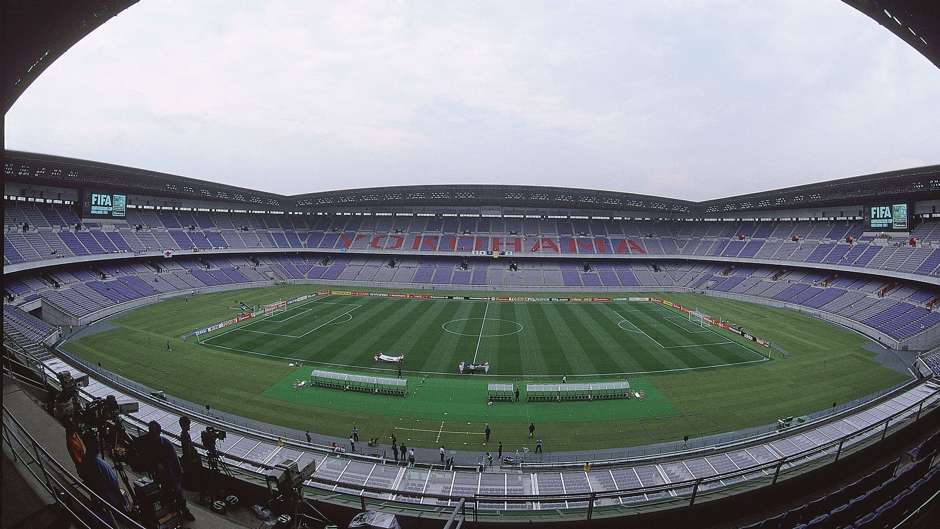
2;2;940;529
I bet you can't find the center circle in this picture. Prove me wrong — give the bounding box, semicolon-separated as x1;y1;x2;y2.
441;318;524;338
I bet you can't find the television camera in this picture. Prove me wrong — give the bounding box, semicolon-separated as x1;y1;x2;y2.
263;460;326;528
200;426;228;475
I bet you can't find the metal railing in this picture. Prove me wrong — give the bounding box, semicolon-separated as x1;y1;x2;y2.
8;334;940;520
1;405;145;529
309;386;940;521
52;342;920;466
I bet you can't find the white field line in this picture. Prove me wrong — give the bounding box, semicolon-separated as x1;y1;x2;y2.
662;341;734;349
610;306;666;349
240;329;298;337
394;426;484;436
292;305;363;338
202;296;326;343
205;299;360;342
435;420;446;443
617;319;645;333
239;311;354;337
201;340;769;377
662;317;711;334
267;306;318;323
648;302;769;361
471;301;490;363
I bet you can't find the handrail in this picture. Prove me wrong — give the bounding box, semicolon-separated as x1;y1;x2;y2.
517;377;923;470
8;331;940;516
305;385;939;509
50;340;924;470
1;405;146;529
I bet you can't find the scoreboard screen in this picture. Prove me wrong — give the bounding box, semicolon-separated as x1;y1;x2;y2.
87;192;127;218
866;203;908;231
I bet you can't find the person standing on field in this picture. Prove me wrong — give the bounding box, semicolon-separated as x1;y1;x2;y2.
528;422;535;438
484;423;491;444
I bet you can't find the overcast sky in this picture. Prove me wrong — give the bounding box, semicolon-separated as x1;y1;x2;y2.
6;0;940;200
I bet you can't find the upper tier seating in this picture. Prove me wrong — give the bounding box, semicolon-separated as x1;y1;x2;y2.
7;202;940;283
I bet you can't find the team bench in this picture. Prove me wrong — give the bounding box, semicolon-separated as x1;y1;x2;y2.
487;383;515;402
526;380;631;401
310;369;407;397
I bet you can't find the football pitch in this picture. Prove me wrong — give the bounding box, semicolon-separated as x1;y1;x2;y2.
198;295;768;376
63;285;909;451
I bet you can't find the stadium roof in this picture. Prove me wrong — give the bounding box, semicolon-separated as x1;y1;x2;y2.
1;0;139;114
3;1;939;214
843;0;940;70
6;150;940;216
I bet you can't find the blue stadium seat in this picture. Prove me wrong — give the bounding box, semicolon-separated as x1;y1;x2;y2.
804;513;830;528
852;512;877;528
875;498;896;518
828;503;851;527
858;486;885;514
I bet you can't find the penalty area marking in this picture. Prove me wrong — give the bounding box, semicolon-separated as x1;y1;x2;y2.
662;316;712;334
610;306;665;348
208;304;361;340
240;311;354;337
201;295;327;343
616;319;645;333
662;341;735;349
646;302;770;362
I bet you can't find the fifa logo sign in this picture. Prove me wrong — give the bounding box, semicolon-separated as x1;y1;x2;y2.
870;206;892;220
91;194;113;207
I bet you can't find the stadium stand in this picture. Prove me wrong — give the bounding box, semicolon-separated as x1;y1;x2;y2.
6;179;940;527
737;458;939;529
6;249;940;344
8;201;940;286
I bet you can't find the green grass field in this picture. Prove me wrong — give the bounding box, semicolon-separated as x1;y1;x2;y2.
63;284;909;452
199;295;766;376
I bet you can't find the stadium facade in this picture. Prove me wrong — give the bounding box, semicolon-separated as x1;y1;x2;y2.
4;151;940;527
6;150;940;354
4;1;940;527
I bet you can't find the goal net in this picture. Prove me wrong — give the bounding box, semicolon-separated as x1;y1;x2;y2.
688;309;708;327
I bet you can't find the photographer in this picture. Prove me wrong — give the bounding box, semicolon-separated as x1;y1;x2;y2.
178;416;203;494
144;421;195;522
64;419;86;475
79;434;126;523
